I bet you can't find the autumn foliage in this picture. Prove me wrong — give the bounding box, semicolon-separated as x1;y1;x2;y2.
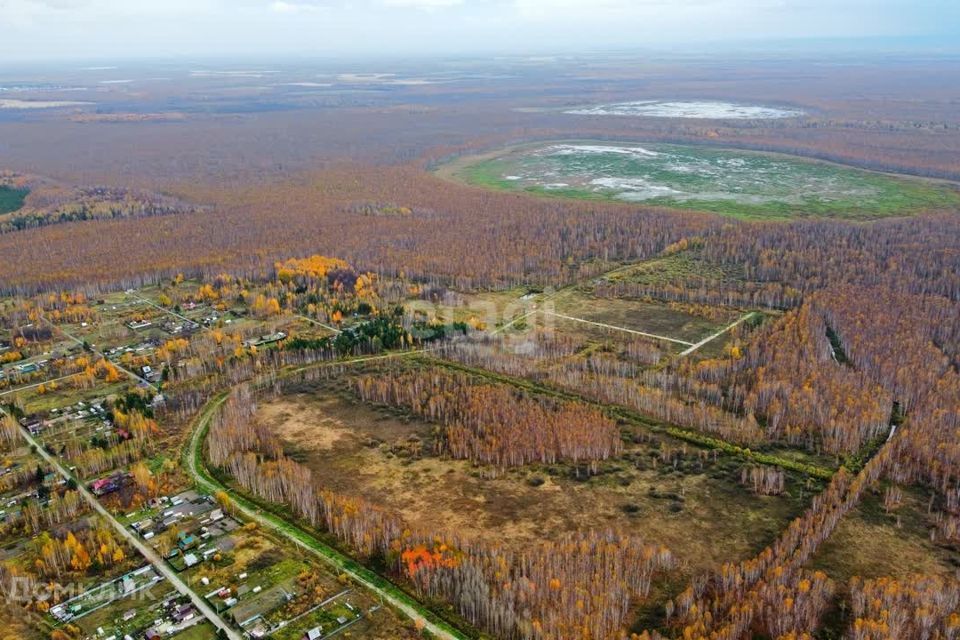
207;385;674;639
352;368;622;470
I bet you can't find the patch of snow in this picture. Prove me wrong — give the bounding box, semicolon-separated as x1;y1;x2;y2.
0;99;92;109
546;144;660;158
566;100;804;119
590;177;682;200
387;79;438;86
337;73;396;83
190;70;279;78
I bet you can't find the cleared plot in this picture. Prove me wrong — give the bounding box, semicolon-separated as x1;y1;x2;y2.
0;185;28;214
447;286;742;367
600;247;746;290
808;484;960;638
447;141;960;220
809;484;958;583
261;383;810;580
11;379;132;415
550;290;739;346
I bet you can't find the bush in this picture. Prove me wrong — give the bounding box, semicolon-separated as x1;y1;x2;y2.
248;548;283;572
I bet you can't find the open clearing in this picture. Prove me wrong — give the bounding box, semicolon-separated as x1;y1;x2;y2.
550;289;739;346
807;484;960;637
260;383;811;580
809;484;958;584
0;185;28;214
445;141;960;220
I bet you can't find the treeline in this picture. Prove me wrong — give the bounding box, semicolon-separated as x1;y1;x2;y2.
811;287;960;534
740;466;785;496
207;386;675;639
686;300;892;455
0;414;19;451
595;213;960;314
403;531;674;640
27;523;127;579
352;368;622;470
725;215;958;305
847;575;960;639
0;180;199;234
0;165;721;295
655;283;960;638
14;490;88;537
438;338;765;445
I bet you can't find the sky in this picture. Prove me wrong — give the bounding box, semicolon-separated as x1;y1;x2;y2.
1;0;958;62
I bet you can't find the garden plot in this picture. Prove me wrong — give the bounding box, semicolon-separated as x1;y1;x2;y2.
50;564;164;623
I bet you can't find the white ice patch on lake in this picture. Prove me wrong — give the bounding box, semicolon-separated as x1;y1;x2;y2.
0;99;92;109
566;100;803;119
190;70;279;78
546;144;660;158
590;177;682;200
337;73;396;83
281;82;334;88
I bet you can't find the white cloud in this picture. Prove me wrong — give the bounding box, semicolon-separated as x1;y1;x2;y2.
381;0;463;8
513;0;746;21
0;0;957;60
270;1;326;13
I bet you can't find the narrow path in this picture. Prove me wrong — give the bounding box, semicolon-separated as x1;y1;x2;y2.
492;307;539;335
679;311;758;357
295;313;342;334
184;392;467;640
11;413;241;640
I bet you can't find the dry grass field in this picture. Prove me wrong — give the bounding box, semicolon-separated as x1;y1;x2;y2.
260;383;811;577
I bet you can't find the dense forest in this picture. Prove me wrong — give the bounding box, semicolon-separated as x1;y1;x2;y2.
352;367;622;470
1;54;959;640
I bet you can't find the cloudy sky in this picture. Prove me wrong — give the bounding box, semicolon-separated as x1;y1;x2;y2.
1;0;958;62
